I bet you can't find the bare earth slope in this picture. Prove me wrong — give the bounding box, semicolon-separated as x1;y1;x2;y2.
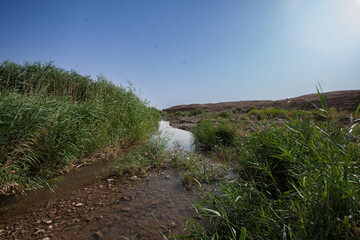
163;90;360;113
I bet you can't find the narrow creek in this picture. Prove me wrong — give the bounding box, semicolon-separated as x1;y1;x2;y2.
0;120;197;239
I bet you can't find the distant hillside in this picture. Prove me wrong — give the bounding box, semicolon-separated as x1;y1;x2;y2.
164;90;360;113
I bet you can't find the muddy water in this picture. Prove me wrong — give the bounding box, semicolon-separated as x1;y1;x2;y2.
0;121;197;239
76;164;195;239
0;158;110;220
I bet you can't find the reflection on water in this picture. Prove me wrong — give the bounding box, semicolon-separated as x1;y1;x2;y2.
158;121;194;152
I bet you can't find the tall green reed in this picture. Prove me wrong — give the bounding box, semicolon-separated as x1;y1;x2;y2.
0;61;160;194
183;92;360;239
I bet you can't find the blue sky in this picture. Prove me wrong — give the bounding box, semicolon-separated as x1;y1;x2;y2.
1;0;360;109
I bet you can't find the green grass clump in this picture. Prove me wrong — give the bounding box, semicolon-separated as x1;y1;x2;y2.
218;111;232;119
192;120;237;151
183;94;360;239
170;152;225;189
248;107;312;120
0;61;160;194
111;136;166;177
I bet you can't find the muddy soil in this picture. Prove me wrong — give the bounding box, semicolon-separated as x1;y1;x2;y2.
0;161;196;240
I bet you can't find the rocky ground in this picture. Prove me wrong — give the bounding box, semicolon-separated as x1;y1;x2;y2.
0;162;197;240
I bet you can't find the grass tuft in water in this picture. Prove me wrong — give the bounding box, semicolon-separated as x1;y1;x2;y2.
111;136;167;177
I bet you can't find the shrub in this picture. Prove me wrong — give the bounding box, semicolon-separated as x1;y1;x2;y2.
192;120;236;151
218;111;232;119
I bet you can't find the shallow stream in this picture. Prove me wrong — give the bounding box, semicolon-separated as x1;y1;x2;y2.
0;121;197;239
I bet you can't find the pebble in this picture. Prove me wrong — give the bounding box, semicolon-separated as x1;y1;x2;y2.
129;175;138;181
44;220;53;224
93;230;104;239
34;229;45;235
75;203;84;207
120;196;131;201
119;207;131;212
42;237;50;240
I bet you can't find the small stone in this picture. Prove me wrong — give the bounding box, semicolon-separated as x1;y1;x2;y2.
34;229;45;235
119;207;131;212
129;175;138;181
75;203;84;207
42;237;50;240
45;220;53;224
165;175;170;179
120;196;131;201
48;225;53;230
93;230;104;240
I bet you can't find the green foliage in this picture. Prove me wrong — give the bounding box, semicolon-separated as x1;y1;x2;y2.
189;109;205;117
111;136;166;176
0;61;160;194
218;111;232;119
192;120;236;151
184;97;360;239
171;152;225;189
248;107;311;120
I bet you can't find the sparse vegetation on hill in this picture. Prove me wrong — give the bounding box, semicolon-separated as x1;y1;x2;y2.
0;61;160;194
164;90;360;114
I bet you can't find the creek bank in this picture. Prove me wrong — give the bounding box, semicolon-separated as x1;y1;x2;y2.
166;118;198;131
0;122;234;239
0;161;196;240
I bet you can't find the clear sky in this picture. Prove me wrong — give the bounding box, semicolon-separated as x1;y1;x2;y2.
1;0;360;109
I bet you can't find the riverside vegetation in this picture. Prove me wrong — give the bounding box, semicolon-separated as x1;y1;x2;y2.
0;61;160;195
168;90;360;239
2;61;360;239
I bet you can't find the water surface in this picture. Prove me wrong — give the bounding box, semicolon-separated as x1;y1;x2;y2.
158;120;194;152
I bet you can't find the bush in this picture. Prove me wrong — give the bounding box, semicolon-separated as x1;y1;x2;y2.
192;120;236;151
218;111;232;119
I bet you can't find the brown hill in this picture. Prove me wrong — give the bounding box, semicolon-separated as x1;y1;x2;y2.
163;90;360;113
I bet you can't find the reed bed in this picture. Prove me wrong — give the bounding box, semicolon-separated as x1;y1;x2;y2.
183;92;360;239
0;61;160;194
